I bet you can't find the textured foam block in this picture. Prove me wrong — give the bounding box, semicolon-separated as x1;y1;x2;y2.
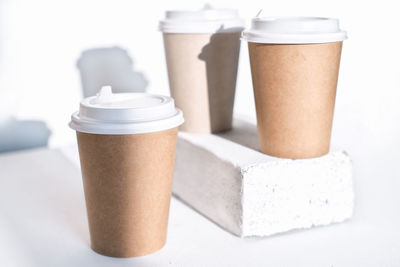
172;120;354;237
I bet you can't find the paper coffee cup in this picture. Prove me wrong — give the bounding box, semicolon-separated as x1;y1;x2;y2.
160;5;244;133
69;86;183;257
242;17;347;158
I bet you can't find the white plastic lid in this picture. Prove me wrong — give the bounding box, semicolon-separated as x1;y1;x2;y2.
69;86;184;135
159;4;245;33
242;16;347;44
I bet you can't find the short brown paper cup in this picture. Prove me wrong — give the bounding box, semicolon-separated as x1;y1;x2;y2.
77;128;178;257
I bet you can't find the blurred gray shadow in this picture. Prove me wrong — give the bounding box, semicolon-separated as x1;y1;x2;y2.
77;46;148;97
198;27;243;133
216;119;259;151
0;117;51;154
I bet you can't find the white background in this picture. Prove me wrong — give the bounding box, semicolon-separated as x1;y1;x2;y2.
1;0;400;266
1;0;399;156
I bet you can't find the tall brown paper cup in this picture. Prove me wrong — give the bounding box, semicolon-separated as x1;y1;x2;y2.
243;17;347;159
163;32;241;133
69;86;184;257
160;6;244;133
77;129;178;257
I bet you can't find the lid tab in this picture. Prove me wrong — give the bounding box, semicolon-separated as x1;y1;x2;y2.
95;85;113;104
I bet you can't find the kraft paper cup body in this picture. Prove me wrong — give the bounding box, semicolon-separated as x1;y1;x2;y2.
243;17;347;159
69;86;183;257
160;6;244;133
77;129;177;257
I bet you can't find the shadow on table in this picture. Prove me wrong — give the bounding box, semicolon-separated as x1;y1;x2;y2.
216;119;259;151
0;117;51;154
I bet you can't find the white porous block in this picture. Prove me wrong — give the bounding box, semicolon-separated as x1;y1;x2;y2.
172;120;354;237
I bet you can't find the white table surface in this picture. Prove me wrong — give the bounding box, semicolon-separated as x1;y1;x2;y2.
0;146;399;267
